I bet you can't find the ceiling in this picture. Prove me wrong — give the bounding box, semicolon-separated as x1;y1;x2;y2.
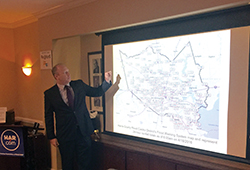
0;0;96;28
1;0;249;29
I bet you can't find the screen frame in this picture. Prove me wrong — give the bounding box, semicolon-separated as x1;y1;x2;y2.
98;4;250;164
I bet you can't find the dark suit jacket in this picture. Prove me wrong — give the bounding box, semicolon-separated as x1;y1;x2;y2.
44;79;111;143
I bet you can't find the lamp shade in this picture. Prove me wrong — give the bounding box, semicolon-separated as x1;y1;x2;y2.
22;66;32;76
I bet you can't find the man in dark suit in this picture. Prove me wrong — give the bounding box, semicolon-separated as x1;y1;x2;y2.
44;63;112;170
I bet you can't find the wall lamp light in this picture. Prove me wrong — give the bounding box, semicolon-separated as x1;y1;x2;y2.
22;64;32;76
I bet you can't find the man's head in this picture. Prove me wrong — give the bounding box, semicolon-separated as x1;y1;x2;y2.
52;63;71;85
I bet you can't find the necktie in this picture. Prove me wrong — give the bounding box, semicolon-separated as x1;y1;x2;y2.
65;85;74;109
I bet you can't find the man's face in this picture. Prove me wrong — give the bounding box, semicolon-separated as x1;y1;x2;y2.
54;65;71;85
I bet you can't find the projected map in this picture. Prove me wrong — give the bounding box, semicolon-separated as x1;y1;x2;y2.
112;30;230;153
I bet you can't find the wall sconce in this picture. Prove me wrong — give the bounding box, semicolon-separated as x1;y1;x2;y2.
22;65;32;76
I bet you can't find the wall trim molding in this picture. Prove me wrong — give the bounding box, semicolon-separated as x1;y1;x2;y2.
1;0;97;28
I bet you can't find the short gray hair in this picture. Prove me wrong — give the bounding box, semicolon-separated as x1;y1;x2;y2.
51;63;64;76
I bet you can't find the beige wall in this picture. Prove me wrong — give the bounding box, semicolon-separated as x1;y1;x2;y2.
0;59;17;110
53;36;82;80
13;22;43;120
38;0;249;50
0;27;15;62
0;0;249;169
0;27;16;110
